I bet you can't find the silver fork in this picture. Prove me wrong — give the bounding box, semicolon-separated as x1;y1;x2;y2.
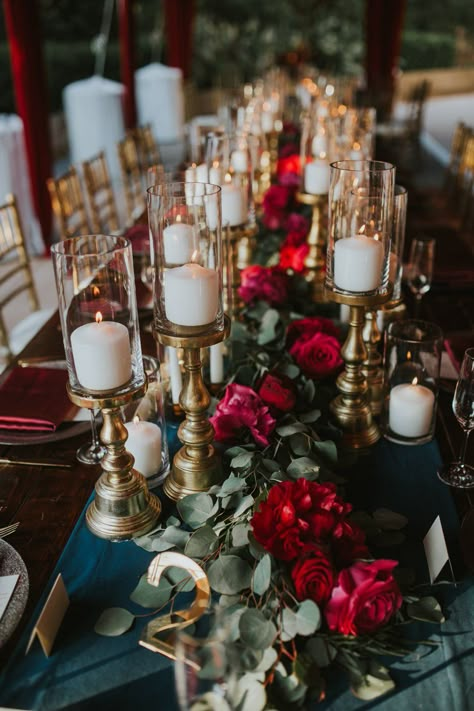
0;522;20;539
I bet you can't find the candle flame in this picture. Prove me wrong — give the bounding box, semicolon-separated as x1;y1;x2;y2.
320;151;327;160
412;377;418;386
224;172;232;184
374;232;380;241
352;141;361;151
176;214;182;223
95;311;103;324
92;285;100;297
133;415;140;424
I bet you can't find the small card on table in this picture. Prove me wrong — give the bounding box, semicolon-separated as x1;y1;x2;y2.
423;516;452;584
26;574;69;657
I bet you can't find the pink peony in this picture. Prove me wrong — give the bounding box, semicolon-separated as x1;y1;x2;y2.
210;383;276;448
238;265;288;306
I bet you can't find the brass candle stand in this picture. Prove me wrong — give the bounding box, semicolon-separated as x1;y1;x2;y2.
265;130;280;180
67;381;162;541
225;223;257;317
324;288;391;450
296;191;328;301
362;310;384;416
155;315;231;501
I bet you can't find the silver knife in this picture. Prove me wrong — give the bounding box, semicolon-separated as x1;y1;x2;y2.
17;357;67;370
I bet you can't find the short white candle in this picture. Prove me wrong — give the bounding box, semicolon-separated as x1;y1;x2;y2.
209;164;223;185
166;346;182;404
304;158;330;195
334;235;384;292
221;181;246;227
231;149;248;173
312;133;328;156
195;163;208;182
125;418;162;478
71;316;131;391
389;380;435;438
210;342;224;383
185;165;196;182
163;220;195;264
164;262;219;326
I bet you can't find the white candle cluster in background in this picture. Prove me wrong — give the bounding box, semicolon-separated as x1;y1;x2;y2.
389;378;435;438
334;234;384;292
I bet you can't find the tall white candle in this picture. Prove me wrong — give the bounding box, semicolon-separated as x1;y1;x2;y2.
163;220;195;264
209;163;223;185
334;235;384;292
210;342;224;383
195;163;208;182
221;182;246;227
312;133;328;156
125;418;162;478
71;316;131;391
231;149;248;173
261;109;273;134
389;380;435;438
164;262;219;326
304;158;330;195
185;165;196;182
167;346;182;404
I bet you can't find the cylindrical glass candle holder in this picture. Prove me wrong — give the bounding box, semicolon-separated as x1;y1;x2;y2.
148;182;224;338
327;107;376;162
390;185;408;303
382;319;443;445
326;160;395;296
300;113;330;195
51;234;144;396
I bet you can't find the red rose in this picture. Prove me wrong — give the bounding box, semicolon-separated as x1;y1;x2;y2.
285;213;309;244
332;519;370;568
209;383;276;448
279;142;300;159
279;244;309;273
277;154;301;177
257;372;297;413
238;265;288;306
251;479;350;561
291;545;336;606
286;317;340;350
290;332;343;379
325;560;403;636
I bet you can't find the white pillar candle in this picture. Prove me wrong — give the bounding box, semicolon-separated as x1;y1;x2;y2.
163;220;195;264
125;419;162;478
304;159;330;195
221;182;246;227
210;342;224;383
334;235;384;292
166;346;182;404
185;165;196;182
71;317;131;391
164;263;219;326
231;149;248;173
312;133;328;156
389;380;435;438
261;109;273;134
195;163;208;182
209;164;223;185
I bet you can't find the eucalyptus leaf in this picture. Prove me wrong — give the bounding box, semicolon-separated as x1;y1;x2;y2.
152;526;191;552
306;636;337;667
252;554;271;596
262;458;281;473
218;594;241;608
189;692;232;711
276;422;307;437
281;607;298;641
219;473;247;495
94;607;135;637
406;596;445;623
239;609;277;650
248;532;266;561
178;494;214;529
373;508;409;531
207;555;253;594
165;566;196;592
129;573;173;609
185;525;218;559
235;674;267;711
225;446;250;458
257;309;280;345
312;440;338;466
299;409;322;423
221;491;243;511
255;647;278;673
233;494;255;519
279;363;300;379
224;605;246;641
351;673;395;701
295;600;321;635
289;432;311;456
303;379;316;403
232;523;250;547
287;457;320;480
166;515;180;527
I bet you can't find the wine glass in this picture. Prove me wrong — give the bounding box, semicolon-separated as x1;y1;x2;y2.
406;237;435;318
76;409;106;465
438;347;474;488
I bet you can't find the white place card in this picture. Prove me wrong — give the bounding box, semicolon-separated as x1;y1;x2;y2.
423;516;452;584
440;351;459;380
0;575;19;622
26;574;69;657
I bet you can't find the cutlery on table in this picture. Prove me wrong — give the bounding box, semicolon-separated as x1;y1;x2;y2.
0;458;72;469
0;522;20;538
17;358;67;370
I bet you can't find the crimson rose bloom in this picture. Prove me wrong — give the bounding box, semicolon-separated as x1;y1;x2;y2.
290;332;343;379
285;213;310;244
332;519;370;568
286;317;340;350
251;479;351;561
325;560;403;636
262;184;292;230
257;372;296;414
291;545;335;606
279;244;309;273
238;265;288;306
277;154;301;177
209;383;275;448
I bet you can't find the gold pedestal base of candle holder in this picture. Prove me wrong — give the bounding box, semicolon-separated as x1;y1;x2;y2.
325;288;391;450
362;310;384;416
67;382;162;541
155;316;231;501
296;191;328;302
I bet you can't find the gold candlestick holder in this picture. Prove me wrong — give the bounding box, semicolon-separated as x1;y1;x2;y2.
362;310;384;416
296;191;328;301
325;288;391;450
266;130;280;181
226;224;257;317
67;381;162;541
155;315;231;501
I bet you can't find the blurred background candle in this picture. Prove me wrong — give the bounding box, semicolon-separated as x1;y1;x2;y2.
71;312;131;391
210;342;224;383
334;235;384;292
195;163;208;182
231;149;248;173
389;378;435;438
221;175;246;226
166;346;183;404
209;161;223;185
304;155;330;194
125;416;162;477
163;217;195;263
164;262;218;325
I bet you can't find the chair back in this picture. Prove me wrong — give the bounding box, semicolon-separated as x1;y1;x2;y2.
47;167;91;239
82;151;120;234
0;194;40;360
134;124;161;172
446;122;472;195
117;134;146;224
459;133;474;234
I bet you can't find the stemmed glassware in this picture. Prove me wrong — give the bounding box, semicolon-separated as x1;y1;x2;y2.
406;236;435;318
76;410;105;464
438;347;474;488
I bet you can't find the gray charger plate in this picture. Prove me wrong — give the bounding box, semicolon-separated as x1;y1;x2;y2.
0;539;29;647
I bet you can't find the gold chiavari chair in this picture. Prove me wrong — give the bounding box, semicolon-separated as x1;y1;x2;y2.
0;194;51;365
133;124;161;173
117;133;146;225
47;167;91;239
82;151;120;234
458;133;474;236
446;122;472;196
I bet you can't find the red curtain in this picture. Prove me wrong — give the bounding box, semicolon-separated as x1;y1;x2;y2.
365;0;407;120
3;0;52;249
163;0;195;79
118;0;137;129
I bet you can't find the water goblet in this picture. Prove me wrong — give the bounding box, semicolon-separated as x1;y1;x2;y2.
76;409;105;465
438;347;474;488
406;236;435;318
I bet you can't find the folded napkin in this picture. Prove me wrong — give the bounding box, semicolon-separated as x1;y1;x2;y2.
0;368;75;432
444;333;474;374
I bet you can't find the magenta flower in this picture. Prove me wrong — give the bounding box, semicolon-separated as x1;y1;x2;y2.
210;383;276;448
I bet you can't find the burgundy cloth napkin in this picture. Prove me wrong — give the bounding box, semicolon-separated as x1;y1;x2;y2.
0;367;74;432
444;333;474;373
